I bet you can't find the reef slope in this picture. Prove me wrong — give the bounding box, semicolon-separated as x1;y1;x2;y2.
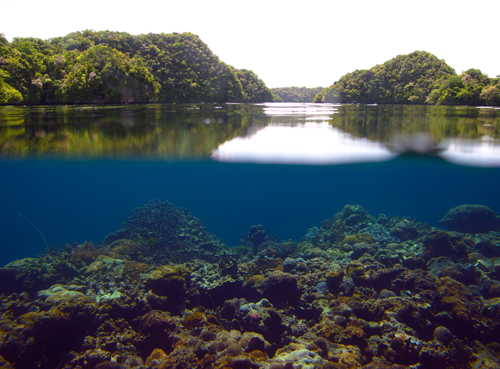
1;202;500;369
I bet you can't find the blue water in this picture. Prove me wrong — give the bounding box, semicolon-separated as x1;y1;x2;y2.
1;156;499;265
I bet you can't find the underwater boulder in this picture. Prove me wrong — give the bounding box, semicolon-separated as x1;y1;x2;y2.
232;355;252;369
144;265;191;314
262;271;301;308
321;219;332;230
183;310;208;330
389;219;420;241
378;289;396;299
145;265;190;295
350;242;377;260
138;310;178;357
249;224;267;248
326;267;345;294
433;326;453;345
37;284;89;304
422;230;471;260
269;349;324;369
239;331;272;355
104;199;227;264
439;204;500;234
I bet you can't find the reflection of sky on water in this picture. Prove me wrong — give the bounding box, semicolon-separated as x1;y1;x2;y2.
438;137;500;167
213;102;398;165
212;103;500;166
213;124;500;166
213;103;395;165
211;123;396;165
260;102;339;117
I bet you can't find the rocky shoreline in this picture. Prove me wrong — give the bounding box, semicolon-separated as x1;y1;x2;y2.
1;201;499;369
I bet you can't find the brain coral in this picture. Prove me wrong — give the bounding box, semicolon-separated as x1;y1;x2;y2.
439;204;500;234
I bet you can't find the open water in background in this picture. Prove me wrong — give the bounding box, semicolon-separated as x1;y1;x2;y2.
1;103;499;265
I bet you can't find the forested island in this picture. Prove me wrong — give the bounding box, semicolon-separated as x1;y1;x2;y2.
271;87;324;102
2;34;499;107
314;51;500;106
0;30;280;105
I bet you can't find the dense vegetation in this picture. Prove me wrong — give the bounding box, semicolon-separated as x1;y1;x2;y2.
0;30;279;105
314;51;500;106
271;86;324;102
426;69;500;106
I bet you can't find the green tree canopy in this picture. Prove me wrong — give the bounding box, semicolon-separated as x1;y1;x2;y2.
314;51;499;106
426;68;498;105
271;86;324;102
314;51;456;104
60;45;159;103
236;69;278;102
0;35;23;103
0;30;278;104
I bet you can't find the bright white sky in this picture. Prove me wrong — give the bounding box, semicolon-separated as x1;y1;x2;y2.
1;0;498;88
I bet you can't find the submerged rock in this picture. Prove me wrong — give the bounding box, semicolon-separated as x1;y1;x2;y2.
433;326;453;345
422;230;471;260
37;284;89;304
269;348;324;369
439;204;500;234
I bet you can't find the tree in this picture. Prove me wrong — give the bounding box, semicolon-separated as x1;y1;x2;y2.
236;69;278;102
315;51;456;104
427;69;497;106
61;45;159;103
272;86;323;102
0;70;23;103
1;30;276;104
0;36;23;103
480;85;500;106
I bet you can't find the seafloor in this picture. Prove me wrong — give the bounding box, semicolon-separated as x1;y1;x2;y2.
1;200;500;369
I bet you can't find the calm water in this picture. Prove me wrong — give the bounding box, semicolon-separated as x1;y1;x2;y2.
1;103;499;265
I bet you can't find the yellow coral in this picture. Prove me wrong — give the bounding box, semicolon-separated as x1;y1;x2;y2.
244;275;266;289
342;235;359;246
183;311;207;330
342;232;374;245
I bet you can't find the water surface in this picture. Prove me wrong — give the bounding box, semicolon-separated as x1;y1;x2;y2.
1;103;499;265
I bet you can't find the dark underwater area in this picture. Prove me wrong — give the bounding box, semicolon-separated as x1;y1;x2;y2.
1;155;500;369
2;156;499;265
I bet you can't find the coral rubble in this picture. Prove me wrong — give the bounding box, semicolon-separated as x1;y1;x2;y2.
1;202;500;368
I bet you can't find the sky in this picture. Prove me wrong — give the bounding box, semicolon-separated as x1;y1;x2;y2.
1;0;498;88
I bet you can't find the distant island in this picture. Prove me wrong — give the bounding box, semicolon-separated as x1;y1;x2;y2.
2;33;499;106
271;87;324;103
0;30;281;105
314;51;500;106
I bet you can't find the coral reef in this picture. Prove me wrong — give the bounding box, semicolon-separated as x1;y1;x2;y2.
439;204;500;234
103;199;228;264
1;202;500;368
